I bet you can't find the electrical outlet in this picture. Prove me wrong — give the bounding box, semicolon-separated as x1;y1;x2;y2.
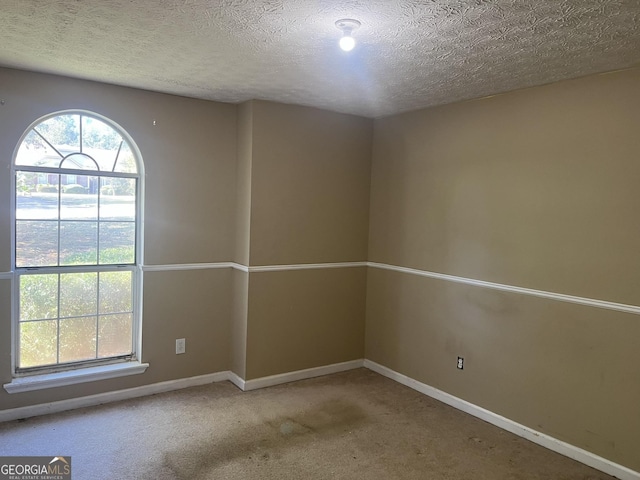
176;338;186;355
457;356;464;370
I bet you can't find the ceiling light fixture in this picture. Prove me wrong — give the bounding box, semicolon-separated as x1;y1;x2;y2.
335;19;361;52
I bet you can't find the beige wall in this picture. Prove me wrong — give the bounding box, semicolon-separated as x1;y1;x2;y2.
366;68;640;471
246;268;367;379
1;63;637;474
234;101;253;266
231;269;248;379
0;68;237;410
249;100;372;266
142;269;232;382
0;72;371;410
369;68;640;304
237;101;372;379
231;103;252;379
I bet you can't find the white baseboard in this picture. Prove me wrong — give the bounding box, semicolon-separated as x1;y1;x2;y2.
242;359;364;391
0;371;230;423
2;359;637;480
227;371;246;391
364;359;639;480
0;361;365;422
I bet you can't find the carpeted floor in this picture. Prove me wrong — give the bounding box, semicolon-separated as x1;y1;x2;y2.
0;368;614;479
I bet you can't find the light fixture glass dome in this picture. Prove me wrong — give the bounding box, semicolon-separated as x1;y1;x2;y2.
335;19;361;52
339;35;356;52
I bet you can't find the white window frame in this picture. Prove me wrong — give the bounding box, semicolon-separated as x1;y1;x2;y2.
4;110;148;394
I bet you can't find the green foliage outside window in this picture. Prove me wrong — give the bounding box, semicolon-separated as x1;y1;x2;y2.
19;272;133;368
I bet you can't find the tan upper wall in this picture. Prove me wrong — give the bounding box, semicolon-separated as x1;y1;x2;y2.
234;102;253;266
249;100;372;266
0;67;237;268
369;68;640;305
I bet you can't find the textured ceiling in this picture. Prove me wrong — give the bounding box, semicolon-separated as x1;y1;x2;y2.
1;0;640;118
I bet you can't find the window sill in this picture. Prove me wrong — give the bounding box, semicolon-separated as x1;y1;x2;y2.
3;362;149;394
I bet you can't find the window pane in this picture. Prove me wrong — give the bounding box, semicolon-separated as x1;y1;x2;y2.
16;172;59;220
98;314;132;358
100;178;136;220
60;273;97;318
99;271;132;314
99;222;135;264
36;176;60;194
113;142;137;174
19;320;58;368
16;220;58;267
82;116;124;171
15;130;61;168
60;221;98;266
14;112;140;371
59;153;99;171
16;171;36;197
60;179;98;220
35;114;80;157
61;177;97;219
20;274;58;321
59;317;97;363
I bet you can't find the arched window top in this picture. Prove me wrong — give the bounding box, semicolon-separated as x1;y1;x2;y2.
14;111;139;174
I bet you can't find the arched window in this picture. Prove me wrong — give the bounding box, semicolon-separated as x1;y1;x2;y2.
12;111;143;375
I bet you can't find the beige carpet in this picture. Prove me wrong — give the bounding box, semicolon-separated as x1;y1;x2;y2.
0;369;614;480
